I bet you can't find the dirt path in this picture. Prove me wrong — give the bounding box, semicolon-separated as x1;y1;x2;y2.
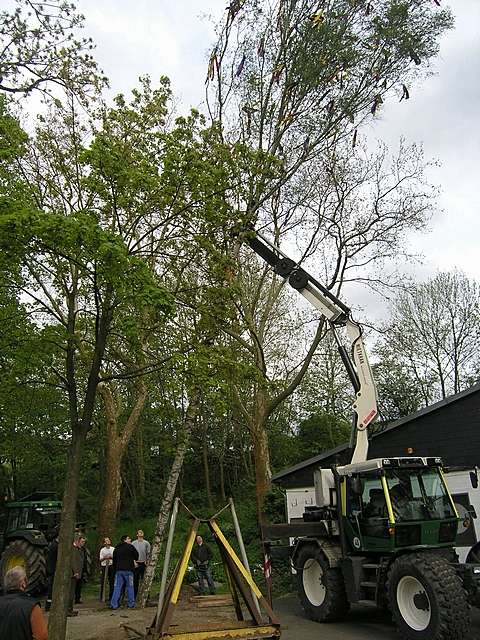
64;603;153;640
63;588;240;640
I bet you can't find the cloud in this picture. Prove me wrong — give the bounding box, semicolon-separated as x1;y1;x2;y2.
372;0;480;281
78;0;224;107
73;1;480;284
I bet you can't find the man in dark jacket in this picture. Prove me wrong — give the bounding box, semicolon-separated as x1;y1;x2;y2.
0;566;48;640
110;535;138;609
69;536;84;616
191;535;215;595
74;535;87;604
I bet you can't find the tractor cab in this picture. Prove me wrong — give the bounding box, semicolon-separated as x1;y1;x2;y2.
0;493;63;593
338;457;459;553
3;493;62;543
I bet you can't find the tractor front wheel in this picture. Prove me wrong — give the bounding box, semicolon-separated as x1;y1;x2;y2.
0;540;46;594
296;544;349;622
388;552;469;640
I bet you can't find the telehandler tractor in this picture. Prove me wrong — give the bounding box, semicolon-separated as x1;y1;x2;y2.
246;230;480;640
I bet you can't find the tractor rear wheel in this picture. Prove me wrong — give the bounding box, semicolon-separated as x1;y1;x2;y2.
388;552;469;640
296;544;349;622
0;539;46;594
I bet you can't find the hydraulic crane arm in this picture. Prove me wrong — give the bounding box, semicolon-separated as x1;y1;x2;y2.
247;231;378;463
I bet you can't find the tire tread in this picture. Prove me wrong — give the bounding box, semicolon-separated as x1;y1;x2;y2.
387;551;470;640
0;540;46;594
297;544;349;623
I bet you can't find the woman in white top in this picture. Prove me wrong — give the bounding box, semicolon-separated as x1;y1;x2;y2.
99;537;115;602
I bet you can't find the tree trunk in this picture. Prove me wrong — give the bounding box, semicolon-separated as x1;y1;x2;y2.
203;437;213;510
136;424;146;499
10;457;17;499
219;457;226;502
250;388;272;517
97;380;148;543
139;388;201;607
252;419;272;520
49;288;112;640
48;427;86;639
97;439;122;543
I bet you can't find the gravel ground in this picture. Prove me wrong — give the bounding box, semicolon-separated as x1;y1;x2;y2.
62;587;239;639
277;594;480;640
60;590;480;639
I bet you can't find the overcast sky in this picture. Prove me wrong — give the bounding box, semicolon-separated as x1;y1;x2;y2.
74;1;480;289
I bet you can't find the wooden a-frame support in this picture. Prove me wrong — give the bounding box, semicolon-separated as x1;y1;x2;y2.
147;499;280;639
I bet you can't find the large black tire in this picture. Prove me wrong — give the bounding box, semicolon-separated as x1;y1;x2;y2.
296;544;349;622
387;552;470;640
0;539;47;594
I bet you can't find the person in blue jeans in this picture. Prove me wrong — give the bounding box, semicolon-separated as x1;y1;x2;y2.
110;535;139;609
191;535;216;595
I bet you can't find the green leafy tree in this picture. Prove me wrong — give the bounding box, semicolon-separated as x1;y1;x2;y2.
297;411;351;456
217;136;437;514
372;350;426;424
378;270;480;402
207;0;451;213
0;97;173;633
0;0;105;98
205;0;451;511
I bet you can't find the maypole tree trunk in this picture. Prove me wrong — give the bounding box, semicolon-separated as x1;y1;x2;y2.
139;387;201;607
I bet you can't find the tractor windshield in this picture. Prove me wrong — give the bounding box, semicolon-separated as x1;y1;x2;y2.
386;468;456;522
35;508;61;531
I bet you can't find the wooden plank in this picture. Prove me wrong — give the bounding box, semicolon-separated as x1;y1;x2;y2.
194;600;233;608
190;598;233;605
163;628;280;640
159;619;279;632
174;619;260;631
190;595;233;602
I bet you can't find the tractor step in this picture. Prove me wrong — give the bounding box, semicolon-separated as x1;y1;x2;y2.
362;563;380;570
360;581;377;588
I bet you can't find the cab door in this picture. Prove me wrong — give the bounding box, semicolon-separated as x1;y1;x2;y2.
345;476;391;552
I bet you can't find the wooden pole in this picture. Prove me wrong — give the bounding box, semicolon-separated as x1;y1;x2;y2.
155;497;179;631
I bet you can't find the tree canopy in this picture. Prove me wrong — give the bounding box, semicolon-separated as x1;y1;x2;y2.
0;1;471;633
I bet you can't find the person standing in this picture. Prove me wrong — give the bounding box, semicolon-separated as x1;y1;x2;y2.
74;535;87;605
0;566;48;640
131;529;151;598
99;536;115;602
110;535;138;609
69;536;84;616
191;535;215;595
45;529;59;612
